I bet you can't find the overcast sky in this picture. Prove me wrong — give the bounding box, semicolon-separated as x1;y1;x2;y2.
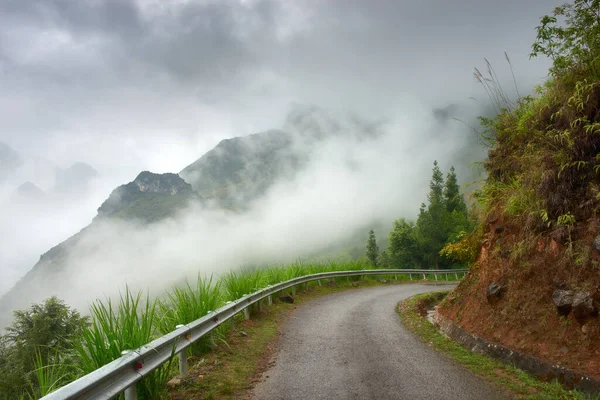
0;0;558;297
0;0;553;174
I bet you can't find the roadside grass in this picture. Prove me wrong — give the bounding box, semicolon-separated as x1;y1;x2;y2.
36;260;465;399
397;292;597;400
166;278;444;400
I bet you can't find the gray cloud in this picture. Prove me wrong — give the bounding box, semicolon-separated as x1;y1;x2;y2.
0;0;557;296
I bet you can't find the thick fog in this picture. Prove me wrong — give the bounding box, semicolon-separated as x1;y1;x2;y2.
0;0;554;306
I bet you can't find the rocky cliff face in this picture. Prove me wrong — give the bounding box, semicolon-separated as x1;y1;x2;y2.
97;171;196;222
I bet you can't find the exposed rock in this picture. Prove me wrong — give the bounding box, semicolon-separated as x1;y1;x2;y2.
240;331;248;337
279;294;295;304
166;378;182;387
536;239;545;252
377;278;388;283
548;239;561;256
572;291;597;323
560;347;569;354
594;235;600;252
133;171;190;195
96;171;196;222
478;246;489;263
486;283;506;304
552;289;574;316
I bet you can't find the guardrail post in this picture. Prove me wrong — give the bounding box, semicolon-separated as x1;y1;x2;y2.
291;286;296;296
409;273;412;280
230;317;235;329
435;273;438;281
243;308;250;320
175;325;190;378
318;279;322;286
423;273;427;280
258;299;263;312
268;295;272;305
121;350;138;400
455;272;458;280
394;274;397;280
124;384;137;400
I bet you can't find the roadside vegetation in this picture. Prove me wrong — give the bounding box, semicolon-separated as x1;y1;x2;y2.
439;0;600;382
367;162;476;270
399;292;594;399
0;261;457;399
167;276;418;400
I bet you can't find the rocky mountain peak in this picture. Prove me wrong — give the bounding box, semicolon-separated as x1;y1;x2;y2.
133;171;192;195
97;171;195;222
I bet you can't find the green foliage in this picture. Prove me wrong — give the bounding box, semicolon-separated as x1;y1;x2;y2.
379;250;391;268
480;64;600;231
74;287;169;399
222;269;268;301
4;297;89;368
440;228;482;265
27;348;77;399
0;297;88;400
530;0;600;79
388;218;419;268
1;260;455;398
75;288;157;372
385;162;473;269
365;229;379;267
157;274;223;334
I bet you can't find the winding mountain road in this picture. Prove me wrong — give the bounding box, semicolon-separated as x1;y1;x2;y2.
251;283;506;400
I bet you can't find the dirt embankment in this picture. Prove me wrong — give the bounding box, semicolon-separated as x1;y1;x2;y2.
439;214;600;379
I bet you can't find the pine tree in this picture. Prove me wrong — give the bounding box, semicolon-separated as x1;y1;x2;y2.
443;166;463;213
428;160;445;207
366;229;379;267
443;166;470;243
416;161;447;268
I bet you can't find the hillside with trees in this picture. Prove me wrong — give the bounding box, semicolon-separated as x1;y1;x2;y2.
439;0;600;380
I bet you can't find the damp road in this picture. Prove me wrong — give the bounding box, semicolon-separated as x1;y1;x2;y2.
251;283;507;400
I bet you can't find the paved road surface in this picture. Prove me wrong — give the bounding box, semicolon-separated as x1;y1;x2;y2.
251;283;507;400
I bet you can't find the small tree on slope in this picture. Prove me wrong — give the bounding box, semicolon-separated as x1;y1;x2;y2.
366;229;379;267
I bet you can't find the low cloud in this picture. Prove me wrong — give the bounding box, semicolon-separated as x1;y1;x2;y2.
4;103;483;313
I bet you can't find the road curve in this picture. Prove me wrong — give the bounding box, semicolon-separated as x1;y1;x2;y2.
251;283;507;400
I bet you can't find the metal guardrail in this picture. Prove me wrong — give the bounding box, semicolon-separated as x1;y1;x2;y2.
41;268;467;400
